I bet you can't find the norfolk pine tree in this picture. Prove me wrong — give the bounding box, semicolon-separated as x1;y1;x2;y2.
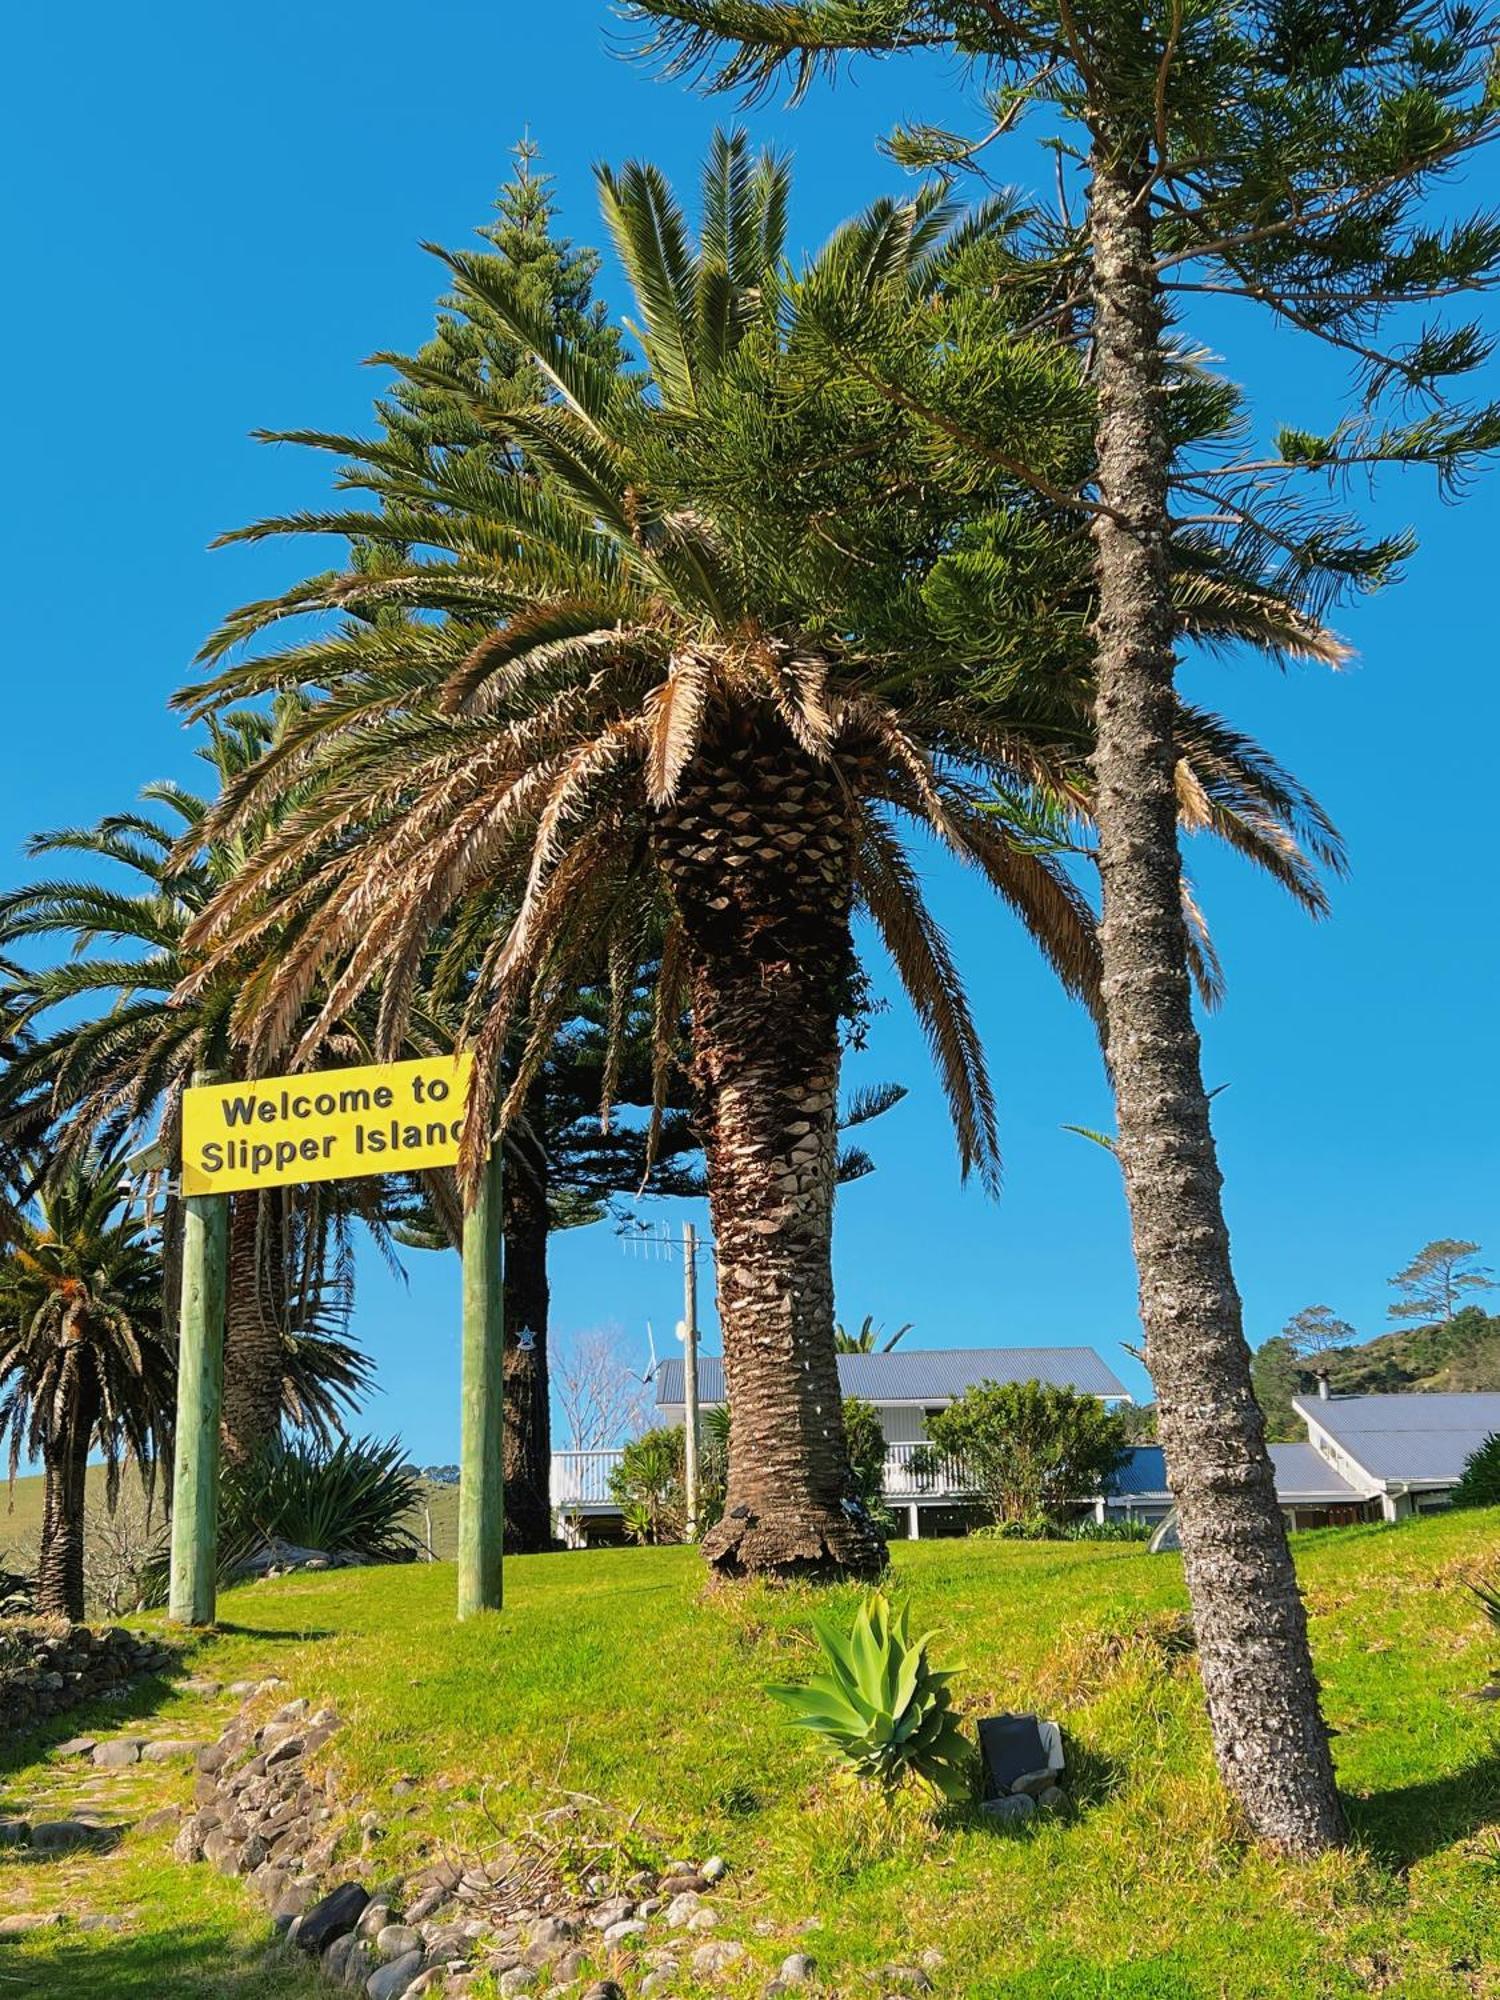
627;0;1500;1852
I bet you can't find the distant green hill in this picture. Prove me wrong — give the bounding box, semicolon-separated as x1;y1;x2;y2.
1253;1307;1500;1437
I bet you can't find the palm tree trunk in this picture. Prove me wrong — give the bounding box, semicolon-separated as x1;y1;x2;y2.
502;1122;553;1553
36;1379;95;1622
1087;144;1344;1854
220;1189;283;1464
654;717;884;1582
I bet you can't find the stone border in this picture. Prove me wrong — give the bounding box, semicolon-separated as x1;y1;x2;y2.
0;1620;178;1736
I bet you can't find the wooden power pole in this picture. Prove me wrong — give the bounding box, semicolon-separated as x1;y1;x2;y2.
682;1220;701;1540
458;1146;505;1616
168;1176;228;1626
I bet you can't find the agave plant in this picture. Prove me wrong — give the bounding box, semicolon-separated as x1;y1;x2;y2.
767;1590;972;1801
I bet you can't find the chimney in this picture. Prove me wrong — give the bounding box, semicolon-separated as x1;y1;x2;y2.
1314;1369;1330;1401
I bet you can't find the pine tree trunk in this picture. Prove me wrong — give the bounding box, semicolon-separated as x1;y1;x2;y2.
220;1189;283;1464
1087;145;1345;1854
502;1126;553;1553
36;1371;94;1622
654;716;884;1582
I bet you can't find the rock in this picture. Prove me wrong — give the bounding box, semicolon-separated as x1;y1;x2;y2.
378;1924;424;1961
1009;1769;1055;1798
368;1950;427;2000
324;1935;357;1983
981;1793;1036;1825
251;1863;290;1909
582;1985;626;2000
204;1829;245;1874
136;1805;183;1837
0;1912;65;1937
174;1818;208;1863
265;1734;305;1769
1038;1786;1066;1811
701;1855;728;1883
919;1950;945;1972
274;1882;315;1924
780;1952;817;1983
0;1819;29;1847
29;1818;111;1852
52;1735;97;1757
692;1940;745;1978
181;1676;222;1696
588;1896;636;1930
499;1971;538;1996
358;1904;394;1940
528;1915;578;1951
638;1978;673;1998
298;1881;371;1954
92;1737;143;1768
141;1738;204;1763
344;1940;381;1990
687;1908;720;1932
882;1969;933;1992
603;1918;648;1943
406;1887;450;1924
554;1949;592;1980
662;1891;705;1926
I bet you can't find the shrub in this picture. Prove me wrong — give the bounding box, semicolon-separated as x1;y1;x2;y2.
140;1434;420;1602
766;1589;972;1802
609;1427;686;1543
1453;1431;1500;1508
922;1379;1129;1526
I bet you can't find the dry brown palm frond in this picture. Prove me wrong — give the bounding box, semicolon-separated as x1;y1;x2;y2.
645;649;716;804
1180;877;1227;1009
757;643;837;756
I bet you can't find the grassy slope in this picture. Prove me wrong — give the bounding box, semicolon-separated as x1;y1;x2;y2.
6;1512;1500;1998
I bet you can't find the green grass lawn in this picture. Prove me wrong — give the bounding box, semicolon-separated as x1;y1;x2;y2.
5;1510;1500;1997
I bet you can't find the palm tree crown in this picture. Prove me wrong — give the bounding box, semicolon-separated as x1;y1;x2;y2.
0;1148;173;1618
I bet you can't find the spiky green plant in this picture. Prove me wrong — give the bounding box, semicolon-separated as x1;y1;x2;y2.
767;1589;972;1801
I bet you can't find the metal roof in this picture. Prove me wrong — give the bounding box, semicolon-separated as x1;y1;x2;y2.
1106;1442;1361;1504
1267;1442;1362;1502
1294;1392;1500;1486
655;1345;1130;1408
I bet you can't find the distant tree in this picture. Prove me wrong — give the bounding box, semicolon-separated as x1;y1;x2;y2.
1249;1336;1305;1444
1452;1433;1500;1511
1283;1305;1356;1361
921;1380;1128;1527
552;1326;654;1452
834;1316;912;1355
1119;1401;1159;1445
0;1150;174;1620
1389;1241;1495;1325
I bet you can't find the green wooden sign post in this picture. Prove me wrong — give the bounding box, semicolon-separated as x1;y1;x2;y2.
167;1056;503;1625
167;1187;229;1626
458;1147;505;1617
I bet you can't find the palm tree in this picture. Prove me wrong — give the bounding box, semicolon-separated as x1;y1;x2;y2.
0;712;377;1462
834;1316;912;1355
0;1150;173;1620
175;140;1343;1580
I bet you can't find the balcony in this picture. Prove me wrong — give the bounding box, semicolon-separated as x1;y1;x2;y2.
549;1440;978;1512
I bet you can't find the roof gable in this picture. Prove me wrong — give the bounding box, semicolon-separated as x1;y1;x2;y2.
1294;1391;1500;1485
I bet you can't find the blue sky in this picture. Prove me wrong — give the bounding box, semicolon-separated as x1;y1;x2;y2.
5;2;1497;1463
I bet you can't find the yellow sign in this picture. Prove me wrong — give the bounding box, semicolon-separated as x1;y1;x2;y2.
181;1053;474;1196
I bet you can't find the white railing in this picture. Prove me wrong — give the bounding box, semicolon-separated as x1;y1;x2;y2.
882;1442;974;1498
549;1441;976;1509
550;1450;622;1507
